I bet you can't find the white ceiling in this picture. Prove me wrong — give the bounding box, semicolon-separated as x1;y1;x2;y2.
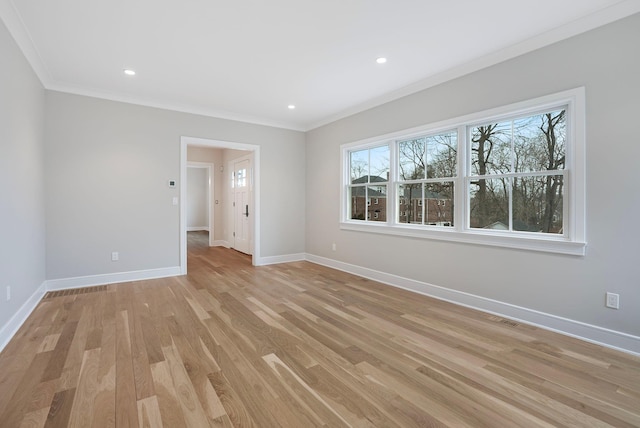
2;0;639;131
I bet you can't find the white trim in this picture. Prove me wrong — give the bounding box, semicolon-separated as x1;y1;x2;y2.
2;0;637;132
0;263;196;353
0;282;46;353
254;253;306;266
44;266;181;291
0;0;53;87
3;254;638;357
307;1;640;130
341;88;586;256
340;222;586;256
47;83;306;131
180;136;261;274
187;227;209;232
305;254;640;356
212;240;230;248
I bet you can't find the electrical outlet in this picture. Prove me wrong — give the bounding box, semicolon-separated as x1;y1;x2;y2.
6;286;10;301
605;292;619;309
111;251;119;262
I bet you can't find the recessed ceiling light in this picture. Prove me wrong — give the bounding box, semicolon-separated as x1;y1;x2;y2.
288;105;296;110
123;69;136;76
376;57;387;64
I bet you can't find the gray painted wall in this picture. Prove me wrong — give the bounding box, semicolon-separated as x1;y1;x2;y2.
0;19;46;331
44;91;306;279
306;13;640;337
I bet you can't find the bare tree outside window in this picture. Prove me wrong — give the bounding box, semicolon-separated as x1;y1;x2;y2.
342;89;584;255
470;109;566;233
398;131;456;226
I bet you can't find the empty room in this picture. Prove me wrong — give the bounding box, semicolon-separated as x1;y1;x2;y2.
1;1;639;427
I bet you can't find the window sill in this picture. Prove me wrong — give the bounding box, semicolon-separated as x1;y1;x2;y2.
340;221;586;256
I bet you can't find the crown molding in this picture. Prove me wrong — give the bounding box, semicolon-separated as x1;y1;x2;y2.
0;0;52;86
306;0;640;131
3;0;639;133
47;82;307;132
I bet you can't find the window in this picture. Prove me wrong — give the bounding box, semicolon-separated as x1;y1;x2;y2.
469;109;568;235
341;88;586;255
397;130;456;226
348;145;389;222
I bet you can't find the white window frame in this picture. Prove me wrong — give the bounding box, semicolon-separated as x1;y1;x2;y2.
340;88;586;256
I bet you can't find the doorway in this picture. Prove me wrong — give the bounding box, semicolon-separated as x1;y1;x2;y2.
180;136;261;274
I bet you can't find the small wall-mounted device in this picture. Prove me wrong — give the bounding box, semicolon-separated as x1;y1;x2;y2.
168;180;177;188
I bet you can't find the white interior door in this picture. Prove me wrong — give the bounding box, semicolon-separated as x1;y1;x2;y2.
232;158;252;254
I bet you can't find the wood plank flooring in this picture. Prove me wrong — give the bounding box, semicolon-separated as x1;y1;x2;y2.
1;230;639;427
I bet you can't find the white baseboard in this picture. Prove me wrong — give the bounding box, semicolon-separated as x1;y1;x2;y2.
0;282;46;353
44;266;182;291
305;254;640;356
212;240;229;247
187;227;209;232
5;256;637;357
255;253;306;266
1;266;182;353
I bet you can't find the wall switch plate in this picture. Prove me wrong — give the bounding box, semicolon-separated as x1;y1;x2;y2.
6;286;10;301
332;243;337;251
605;292;619;309
111;251;119;262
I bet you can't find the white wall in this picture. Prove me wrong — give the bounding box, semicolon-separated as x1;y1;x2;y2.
306;14;640;343
186;167;208;230
0;19;46;339
44;91;306;280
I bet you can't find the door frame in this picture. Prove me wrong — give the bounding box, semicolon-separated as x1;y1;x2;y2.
180;136;261;273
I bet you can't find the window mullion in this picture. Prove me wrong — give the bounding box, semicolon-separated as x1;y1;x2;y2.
509;120;514;232
457;124;467;232
343;147;350;222
508;177;513;232
388;140;396;225
341;87;584;255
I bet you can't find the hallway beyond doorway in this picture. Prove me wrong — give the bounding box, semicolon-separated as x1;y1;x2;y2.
187;230;251;269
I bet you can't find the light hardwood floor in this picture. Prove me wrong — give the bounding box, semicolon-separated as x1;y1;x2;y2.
1;231;639;427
